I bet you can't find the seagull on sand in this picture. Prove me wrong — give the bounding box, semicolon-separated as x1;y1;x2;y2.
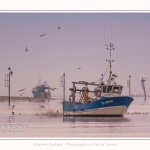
39;105;45;108
12;105;15;109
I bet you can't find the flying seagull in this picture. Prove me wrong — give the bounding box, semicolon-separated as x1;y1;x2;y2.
26;47;28;52
18;88;25;92
58;27;61;29
50;88;57;91
40;34;48;37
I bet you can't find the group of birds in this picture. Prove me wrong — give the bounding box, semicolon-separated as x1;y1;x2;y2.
40;34;48;37
11;88;26;114
17;26;61;111
11;104;46;115
25;27;61;52
18;88;25;96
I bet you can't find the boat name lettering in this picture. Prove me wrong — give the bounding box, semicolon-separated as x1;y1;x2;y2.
101;100;113;105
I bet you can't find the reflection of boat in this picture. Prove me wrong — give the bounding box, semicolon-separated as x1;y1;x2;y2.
63;116;130;123
32;81;51;99
63;43;134;116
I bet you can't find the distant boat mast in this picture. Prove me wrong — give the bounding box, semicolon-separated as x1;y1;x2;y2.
60;73;65;101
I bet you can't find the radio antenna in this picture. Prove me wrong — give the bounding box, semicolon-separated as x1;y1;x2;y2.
104;29;106;45
105;43;115;84
103;30;115;84
111;30;114;45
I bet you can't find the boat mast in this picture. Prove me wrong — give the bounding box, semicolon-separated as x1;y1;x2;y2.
105;43;115;84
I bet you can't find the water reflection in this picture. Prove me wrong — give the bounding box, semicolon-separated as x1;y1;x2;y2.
141;97;146;105
63;116;130;123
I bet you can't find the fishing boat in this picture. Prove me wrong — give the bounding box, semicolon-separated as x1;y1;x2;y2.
32;80;56;100
63;43;134;116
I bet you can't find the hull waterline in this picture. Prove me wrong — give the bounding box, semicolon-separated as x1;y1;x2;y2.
63;96;133;116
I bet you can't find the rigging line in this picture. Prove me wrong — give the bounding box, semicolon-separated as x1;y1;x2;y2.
103;63;110;79
111;30;115;46
94;64;110;83
51;103;62;113
111;30;113;44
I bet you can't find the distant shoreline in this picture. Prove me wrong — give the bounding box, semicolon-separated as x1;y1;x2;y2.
0;96;57;101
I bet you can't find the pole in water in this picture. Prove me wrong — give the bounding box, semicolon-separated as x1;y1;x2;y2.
5;67;13;106
129;75;131;97
127;75;131;97
141;77;146;100
63;73;65;101
9;73;10;106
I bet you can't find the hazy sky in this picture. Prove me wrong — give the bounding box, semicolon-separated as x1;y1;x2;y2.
0;13;150;98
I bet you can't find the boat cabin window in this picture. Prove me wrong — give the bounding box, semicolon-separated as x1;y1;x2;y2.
102;86;107;93
119;87;123;94
102;86;122;94
107;86;112;93
112;86;119;93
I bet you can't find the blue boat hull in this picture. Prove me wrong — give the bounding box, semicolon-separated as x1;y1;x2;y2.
63;96;134;116
32;91;40;98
